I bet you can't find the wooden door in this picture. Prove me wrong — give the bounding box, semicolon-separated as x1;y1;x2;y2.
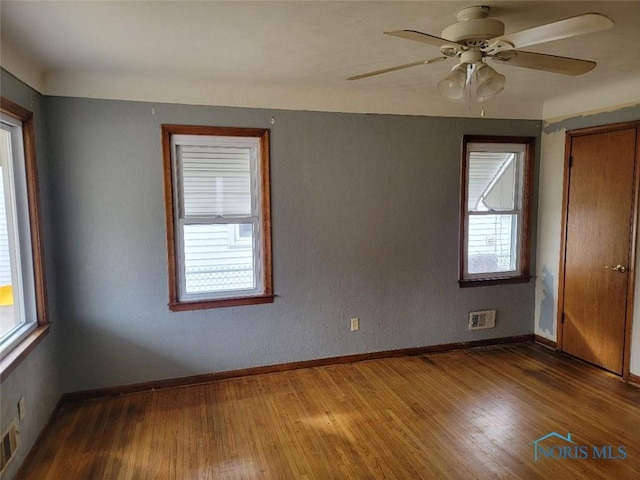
560;125;639;375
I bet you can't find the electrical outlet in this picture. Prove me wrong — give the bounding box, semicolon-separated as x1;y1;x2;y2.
350;317;360;331
18;397;25;420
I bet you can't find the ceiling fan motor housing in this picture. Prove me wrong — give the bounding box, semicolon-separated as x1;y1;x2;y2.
441;6;505;45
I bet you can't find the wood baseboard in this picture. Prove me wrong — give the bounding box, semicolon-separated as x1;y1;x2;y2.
534;335;557;350
629;373;640;387
63;334;534;403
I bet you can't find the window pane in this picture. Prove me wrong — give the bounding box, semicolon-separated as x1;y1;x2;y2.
467;214;518;274
183;224;255;294
468;152;516;212
181;145;251;217
238;223;252;238
0;130;21;339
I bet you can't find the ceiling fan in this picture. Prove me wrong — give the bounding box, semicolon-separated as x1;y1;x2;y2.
348;5;614;102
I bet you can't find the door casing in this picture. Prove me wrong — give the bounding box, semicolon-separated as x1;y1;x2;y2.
557;120;640;380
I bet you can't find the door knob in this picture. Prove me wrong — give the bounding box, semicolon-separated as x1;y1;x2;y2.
605;264;627;273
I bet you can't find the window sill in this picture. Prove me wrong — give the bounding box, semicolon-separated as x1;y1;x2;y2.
459;275;532;288
169;294;275;311
0;325;50;382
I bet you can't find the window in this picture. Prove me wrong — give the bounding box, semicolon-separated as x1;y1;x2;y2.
162;125;273;310
227;224;252;248
0;97;48;370
460;135;534;286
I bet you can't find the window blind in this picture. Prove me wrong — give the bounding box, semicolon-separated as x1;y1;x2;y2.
179;145;252;218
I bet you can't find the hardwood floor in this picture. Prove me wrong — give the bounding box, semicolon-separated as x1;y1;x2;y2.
18;343;640;479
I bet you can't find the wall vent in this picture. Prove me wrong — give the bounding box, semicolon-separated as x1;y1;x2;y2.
0;421;19;475
469;309;496;330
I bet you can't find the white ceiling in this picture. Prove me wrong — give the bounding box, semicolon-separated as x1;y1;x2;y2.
1;1;639;119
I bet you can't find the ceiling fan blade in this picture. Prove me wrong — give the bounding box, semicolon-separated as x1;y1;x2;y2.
491;50;596;75
489;13;614;50
384;30;463;50
348;57;448;80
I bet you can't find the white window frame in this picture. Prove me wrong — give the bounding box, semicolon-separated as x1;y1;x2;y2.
465;143;524;280
162;125;273;311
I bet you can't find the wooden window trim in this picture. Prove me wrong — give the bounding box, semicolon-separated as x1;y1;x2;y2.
459;135;535;287
0;326;49;381
161;124;273;311
0;97;49;379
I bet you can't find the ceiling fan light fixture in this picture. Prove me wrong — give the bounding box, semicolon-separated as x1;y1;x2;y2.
475;63;506;99
352;8;614;113
437;63;468;100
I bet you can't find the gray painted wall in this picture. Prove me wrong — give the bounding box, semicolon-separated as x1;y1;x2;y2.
0;70;61;480
42;96;541;393
542;104;640;135
0;70;540;476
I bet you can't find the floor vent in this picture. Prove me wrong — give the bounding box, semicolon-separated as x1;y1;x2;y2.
469;310;496;330
0;421;19;474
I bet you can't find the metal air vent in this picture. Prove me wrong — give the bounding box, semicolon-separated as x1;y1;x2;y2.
469;309;496;330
